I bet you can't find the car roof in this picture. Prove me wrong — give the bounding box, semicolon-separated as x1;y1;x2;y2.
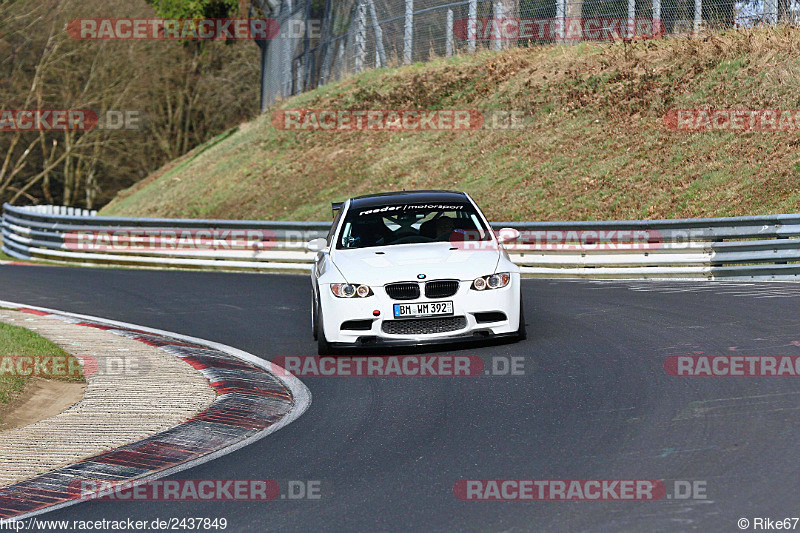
348;190;469;209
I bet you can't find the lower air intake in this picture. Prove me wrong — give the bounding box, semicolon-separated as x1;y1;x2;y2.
382;316;467;335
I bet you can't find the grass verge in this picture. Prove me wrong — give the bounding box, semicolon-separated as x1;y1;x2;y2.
0;321;84;423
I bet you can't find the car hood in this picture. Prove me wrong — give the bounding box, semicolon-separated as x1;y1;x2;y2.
330;242;501;285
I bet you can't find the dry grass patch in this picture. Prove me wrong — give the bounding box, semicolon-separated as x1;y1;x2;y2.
102;27;800;222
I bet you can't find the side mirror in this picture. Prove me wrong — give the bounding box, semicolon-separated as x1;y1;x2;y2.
306;238;329;252
496;228;521;244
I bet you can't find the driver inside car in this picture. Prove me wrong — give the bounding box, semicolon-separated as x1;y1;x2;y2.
350;218;392;247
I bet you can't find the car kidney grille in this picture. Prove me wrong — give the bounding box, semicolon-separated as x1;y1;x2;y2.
424;280;460;299
385;282;421;300
382;316;467;335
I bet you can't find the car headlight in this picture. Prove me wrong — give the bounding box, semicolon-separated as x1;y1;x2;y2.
471;273;511;291
331;283;373;298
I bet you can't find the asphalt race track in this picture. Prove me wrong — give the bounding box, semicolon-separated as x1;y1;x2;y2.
2;265;800;532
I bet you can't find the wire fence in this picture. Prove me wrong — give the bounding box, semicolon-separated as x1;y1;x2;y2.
260;0;798;108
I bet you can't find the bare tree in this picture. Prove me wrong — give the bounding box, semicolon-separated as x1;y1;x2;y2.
0;0;260;208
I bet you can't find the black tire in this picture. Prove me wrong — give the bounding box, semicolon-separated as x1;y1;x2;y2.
516;297;527;341
311;291;318;340
316;303;332;355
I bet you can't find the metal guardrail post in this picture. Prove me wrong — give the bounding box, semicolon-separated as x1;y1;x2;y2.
556;0;566;42
628;0;636;38
653;0;662;37
468;0;477;52
493;1;502;51
446;9;454;58
355;0;367;74
694;0;703;33
404;0;414;65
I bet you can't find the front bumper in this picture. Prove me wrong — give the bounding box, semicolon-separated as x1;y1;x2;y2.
329;330;520;349
319;276;521;346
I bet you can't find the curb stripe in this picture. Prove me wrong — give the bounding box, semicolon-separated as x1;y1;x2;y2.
0;301;311;520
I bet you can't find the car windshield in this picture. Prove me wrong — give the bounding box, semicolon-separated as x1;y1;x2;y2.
336;202;492;249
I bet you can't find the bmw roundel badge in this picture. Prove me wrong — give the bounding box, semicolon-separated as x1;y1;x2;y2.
417;274;426;279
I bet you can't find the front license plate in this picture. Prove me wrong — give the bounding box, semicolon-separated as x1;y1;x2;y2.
393;301;454;318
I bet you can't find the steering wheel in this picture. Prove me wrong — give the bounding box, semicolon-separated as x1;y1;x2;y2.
434;230;459;242
394;235;434;244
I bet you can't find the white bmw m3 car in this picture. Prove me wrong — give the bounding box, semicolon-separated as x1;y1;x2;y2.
307;190;525;354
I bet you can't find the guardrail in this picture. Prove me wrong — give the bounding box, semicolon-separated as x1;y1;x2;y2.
3;203;800;279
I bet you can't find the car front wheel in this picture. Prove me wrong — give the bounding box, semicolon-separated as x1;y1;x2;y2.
516;297;527;341
311;291;318;340
316;302;332;355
